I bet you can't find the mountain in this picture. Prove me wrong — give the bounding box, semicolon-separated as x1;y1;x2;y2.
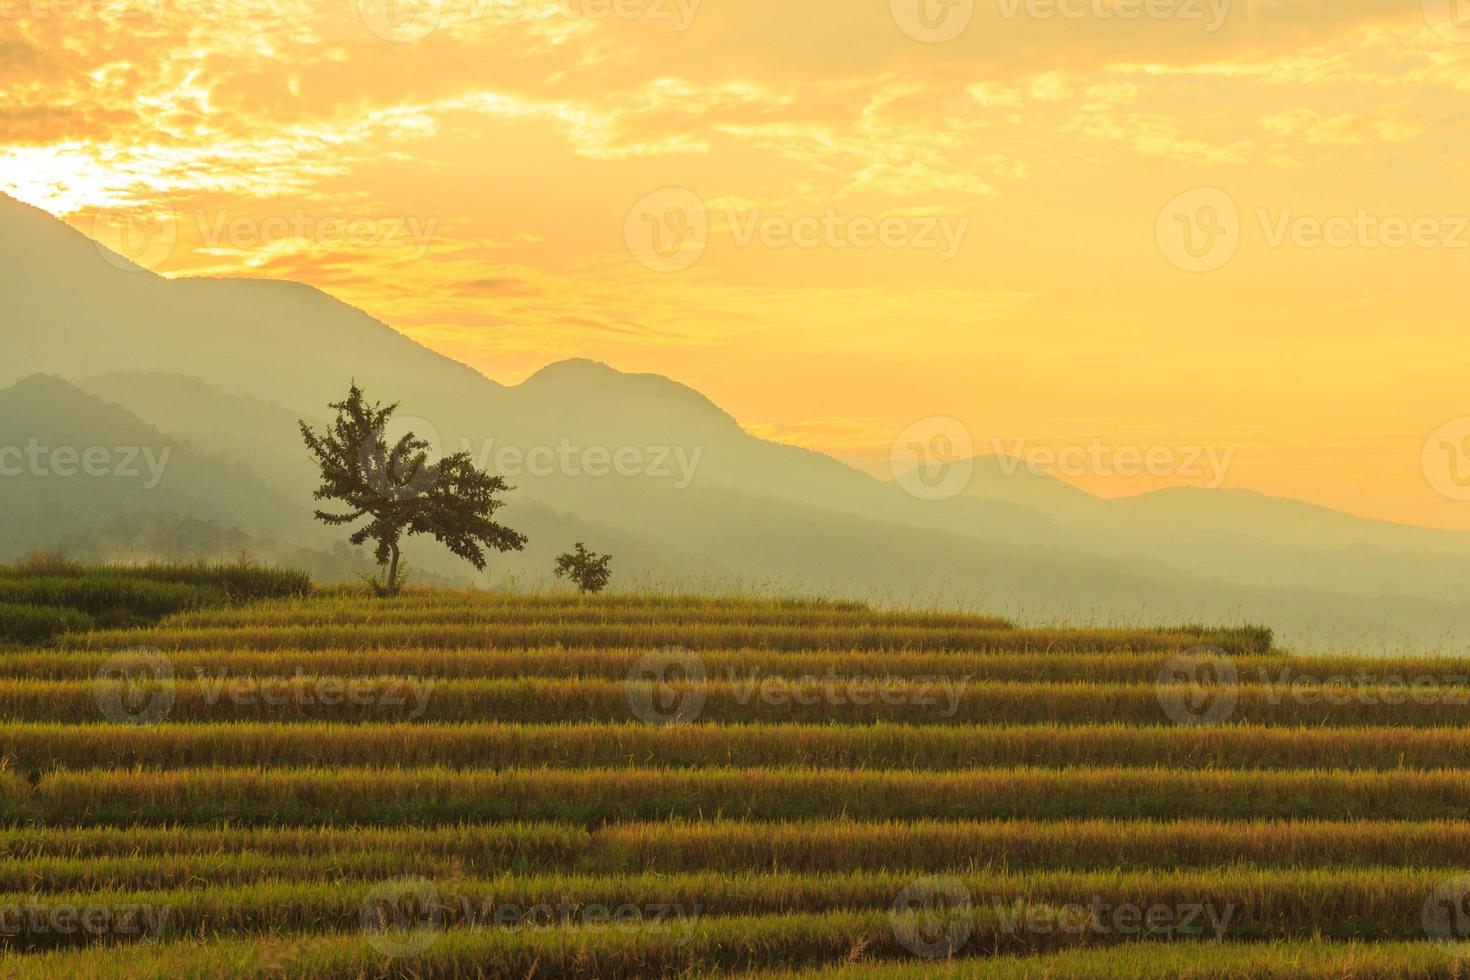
5;191;1470;653
957;462;1470;604
0;375;300;555
0;195;513;444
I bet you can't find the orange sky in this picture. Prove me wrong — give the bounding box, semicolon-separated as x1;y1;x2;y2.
3;0;1469;528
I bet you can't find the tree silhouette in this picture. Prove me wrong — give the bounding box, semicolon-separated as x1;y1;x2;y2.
553;543;612;594
300;383;525;594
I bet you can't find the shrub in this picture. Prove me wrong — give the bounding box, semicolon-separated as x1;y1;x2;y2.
0;604;93;646
0;577;224;620
15;549;85;577
103;563;313;601
553;544;613;594
1164;623;1274;655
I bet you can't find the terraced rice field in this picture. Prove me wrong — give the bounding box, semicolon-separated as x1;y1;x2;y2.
4;591;1470;976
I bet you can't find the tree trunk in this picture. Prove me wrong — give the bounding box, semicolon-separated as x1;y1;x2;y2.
386;542;401;595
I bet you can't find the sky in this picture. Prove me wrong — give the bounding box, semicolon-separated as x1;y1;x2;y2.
2;0;1469;529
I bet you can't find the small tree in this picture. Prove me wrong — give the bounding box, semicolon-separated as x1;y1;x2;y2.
300;383;526;595
554;543;612;594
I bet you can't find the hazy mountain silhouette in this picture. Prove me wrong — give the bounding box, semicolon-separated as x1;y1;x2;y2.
0;375;298;554
4;192;1470;653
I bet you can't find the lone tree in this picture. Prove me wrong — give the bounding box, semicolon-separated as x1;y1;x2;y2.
300;383;526;595
554;543;612;594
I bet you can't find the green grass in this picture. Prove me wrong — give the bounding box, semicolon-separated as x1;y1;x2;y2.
0;561;311;645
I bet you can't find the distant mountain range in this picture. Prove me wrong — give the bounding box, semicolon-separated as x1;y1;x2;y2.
3;191;1467;653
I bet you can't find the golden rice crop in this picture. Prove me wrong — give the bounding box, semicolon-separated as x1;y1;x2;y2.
62;622;1238;654
15;677;1470;726
755;940;1462;980
13;721;1470;771
23;765;1470;826
3;645;1464;687
161;604;1016;631
0;866;1453;951
4;818;1470;889
20;929;1464;980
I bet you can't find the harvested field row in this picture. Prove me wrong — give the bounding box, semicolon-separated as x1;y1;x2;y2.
6;819;1470;886
757;940;1463;980
10;766;1470;824
161;606;1018;630
16;721;1470;771
62;623;1259;654
264;592;881;611
18;677;1470;727
15;929;1460;980
0;866;1460;952
2;646;1449;685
